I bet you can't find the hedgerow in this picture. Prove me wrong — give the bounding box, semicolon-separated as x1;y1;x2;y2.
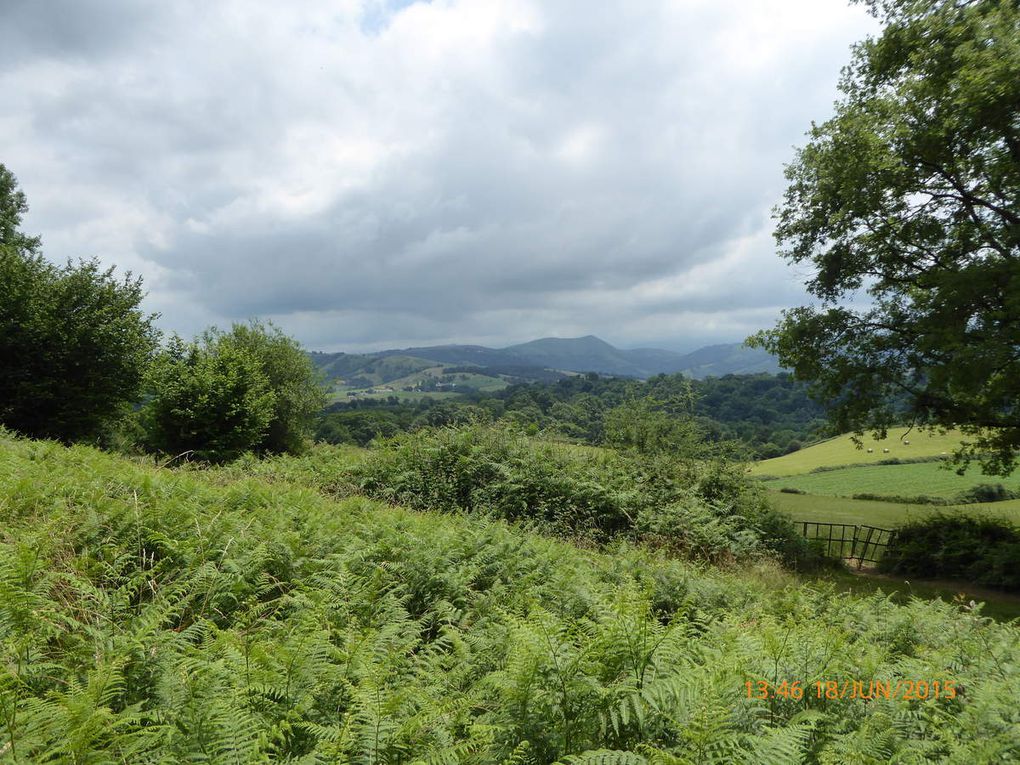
879;514;1020;592
1;431;1018;762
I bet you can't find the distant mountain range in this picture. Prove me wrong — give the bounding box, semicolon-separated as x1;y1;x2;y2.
311;335;782;382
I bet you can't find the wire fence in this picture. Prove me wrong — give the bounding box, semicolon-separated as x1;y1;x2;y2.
798;522;897;568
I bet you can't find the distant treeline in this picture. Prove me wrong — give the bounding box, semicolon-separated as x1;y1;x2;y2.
317;372;829;457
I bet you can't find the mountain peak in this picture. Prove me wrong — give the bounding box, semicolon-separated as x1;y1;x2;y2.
506;335;614;352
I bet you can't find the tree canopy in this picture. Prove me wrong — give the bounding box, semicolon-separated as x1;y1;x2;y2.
142;322;325;462
752;0;1020;475
0;163;159;443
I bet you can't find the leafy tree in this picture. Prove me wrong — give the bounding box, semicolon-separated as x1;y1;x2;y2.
142;322;325;461
0;163;159;442
604;394;703;457
752;0;1020;475
142;335;276;462
216;320;326;453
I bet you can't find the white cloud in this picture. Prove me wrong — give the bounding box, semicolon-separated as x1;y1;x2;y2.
0;0;878;351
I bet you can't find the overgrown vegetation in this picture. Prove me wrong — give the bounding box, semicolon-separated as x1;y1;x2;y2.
348;423;818;567
2;431;1018;762
880;514;1020;592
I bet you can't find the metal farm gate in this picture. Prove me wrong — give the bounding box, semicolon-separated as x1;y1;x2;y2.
798;522;896;568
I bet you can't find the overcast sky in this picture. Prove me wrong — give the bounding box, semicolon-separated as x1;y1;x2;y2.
2;0;878;353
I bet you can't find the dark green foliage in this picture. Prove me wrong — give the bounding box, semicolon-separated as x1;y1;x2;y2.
316;407;407;445
317;372;827;459
350;423;816;567
753;0;1020;475
2;432;1019;761
142;322;324;462
141;335;276;462
217;320;326;454
880;514;1020;591
688;374;828;455
957;483;1020;504
0;164;159;444
852;492;950;505
851;483;1020;506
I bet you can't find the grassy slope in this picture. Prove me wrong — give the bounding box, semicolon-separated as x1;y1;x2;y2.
751;427;965;476
2;434;1019;761
768;489;1020;526
763;461;1020;499
317;353;437;385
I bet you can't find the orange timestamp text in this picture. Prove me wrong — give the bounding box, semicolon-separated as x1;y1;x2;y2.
745;679;957;701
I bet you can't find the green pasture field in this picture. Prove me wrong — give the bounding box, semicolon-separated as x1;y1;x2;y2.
750;427;966;476
761;460;1020;500
327;366;509;404
326;388;464;404
767;489;1020;527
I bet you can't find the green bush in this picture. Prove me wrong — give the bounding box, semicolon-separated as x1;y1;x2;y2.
956;483;1019;504
141;322;324;462
215;320;325;454
852;492;951;505
141;335;276;462
879;514;1020;592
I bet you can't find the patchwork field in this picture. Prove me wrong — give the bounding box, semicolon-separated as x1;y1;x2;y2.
326;366;511;403
758;427;1020;536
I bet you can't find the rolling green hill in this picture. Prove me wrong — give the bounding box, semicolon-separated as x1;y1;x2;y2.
309;351;437;387
751;427;966;476
318;336;783;380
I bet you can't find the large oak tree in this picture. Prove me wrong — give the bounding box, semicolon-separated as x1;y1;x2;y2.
753;0;1020;475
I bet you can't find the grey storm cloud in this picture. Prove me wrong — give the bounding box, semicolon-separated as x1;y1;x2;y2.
1;0;877;352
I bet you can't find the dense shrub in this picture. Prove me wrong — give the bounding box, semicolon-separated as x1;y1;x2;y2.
851;484;1020;506
879;514;1020;591
957;483;1019;504
142;322;324;462
215;320;326;454
350;423;819;567
141;335;276;462
852;492;951;505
